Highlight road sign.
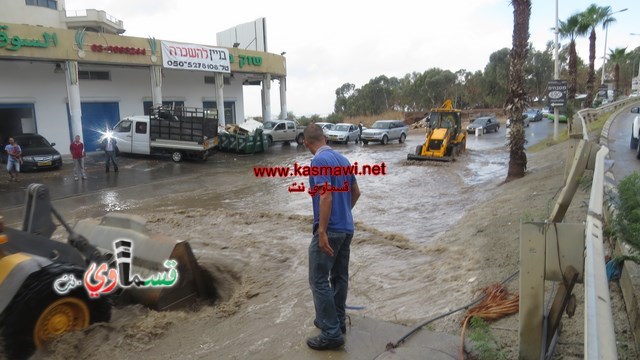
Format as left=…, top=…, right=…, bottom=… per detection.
left=547, top=80, right=568, bottom=107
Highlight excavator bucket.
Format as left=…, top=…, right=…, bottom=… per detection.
left=74, top=213, right=213, bottom=310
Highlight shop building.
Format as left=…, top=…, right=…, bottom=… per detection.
left=0, top=0, right=287, bottom=152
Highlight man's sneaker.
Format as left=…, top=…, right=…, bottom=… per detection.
left=314, top=320, right=346, bottom=334
left=306, top=335, right=344, bottom=351
left=82, top=176, right=87, bottom=180
left=74, top=177, right=79, bottom=181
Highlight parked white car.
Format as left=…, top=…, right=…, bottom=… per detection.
left=314, top=122, right=335, bottom=133
left=630, top=107, right=640, bottom=159
left=325, top=123, right=360, bottom=144
left=361, top=120, right=408, bottom=145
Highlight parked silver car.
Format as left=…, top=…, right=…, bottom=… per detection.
left=361, top=120, right=408, bottom=145
left=325, top=123, right=360, bottom=144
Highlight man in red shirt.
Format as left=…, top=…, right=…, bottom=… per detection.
left=70, top=135, right=87, bottom=180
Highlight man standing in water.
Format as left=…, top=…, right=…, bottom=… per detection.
left=303, top=123, right=360, bottom=350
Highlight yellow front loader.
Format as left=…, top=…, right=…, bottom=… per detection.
left=0, top=184, right=213, bottom=359
left=407, top=100, right=466, bottom=162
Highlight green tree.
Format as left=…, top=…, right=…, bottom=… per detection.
left=505, top=0, right=531, bottom=181
left=524, top=45, right=554, bottom=101
left=481, top=48, right=511, bottom=107
left=579, top=4, right=614, bottom=106
left=559, top=13, right=587, bottom=100
left=608, top=47, right=628, bottom=99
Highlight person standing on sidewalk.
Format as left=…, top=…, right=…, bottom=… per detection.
left=101, top=135, right=119, bottom=173
left=4, top=137, right=22, bottom=182
left=302, top=123, right=360, bottom=351
left=70, top=135, right=87, bottom=180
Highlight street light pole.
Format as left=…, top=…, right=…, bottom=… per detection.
left=553, top=0, right=559, bottom=140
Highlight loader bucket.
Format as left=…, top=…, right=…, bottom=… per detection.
left=406, top=153, right=453, bottom=162
left=73, top=213, right=213, bottom=311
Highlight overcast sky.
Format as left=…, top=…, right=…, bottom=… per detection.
left=66, top=0, right=638, bottom=118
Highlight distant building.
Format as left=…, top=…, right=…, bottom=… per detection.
left=0, top=0, right=287, bottom=152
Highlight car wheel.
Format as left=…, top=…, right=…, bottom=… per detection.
left=631, top=129, right=638, bottom=149
left=483, top=128, right=486, bottom=134
left=296, top=134, right=304, bottom=145
left=171, top=151, right=183, bottom=163
left=495, top=126, right=499, bottom=133
left=362, top=140, right=369, bottom=145
left=399, top=133, right=406, bottom=143
left=381, top=135, right=388, bottom=145
left=266, top=136, right=273, bottom=146
left=637, top=137, right=640, bottom=159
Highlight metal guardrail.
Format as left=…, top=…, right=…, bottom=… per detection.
left=583, top=146, right=617, bottom=359
left=575, top=97, right=638, bottom=359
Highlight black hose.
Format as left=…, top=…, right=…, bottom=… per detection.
left=384, top=270, right=520, bottom=352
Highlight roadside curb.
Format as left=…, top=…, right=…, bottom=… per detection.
left=601, top=100, right=640, bottom=351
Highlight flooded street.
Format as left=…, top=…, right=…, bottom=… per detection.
left=3, top=120, right=565, bottom=360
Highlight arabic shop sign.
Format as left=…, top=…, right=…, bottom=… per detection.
left=90, top=44, right=146, bottom=56
left=229, top=54, right=263, bottom=69
left=0, top=25, right=58, bottom=51
left=161, top=40, right=230, bottom=73
left=53, top=239, right=179, bottom=298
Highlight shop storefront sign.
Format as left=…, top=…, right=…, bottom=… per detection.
left=91, top=44, right=146, bottom=56
left=0, top=25, right=58, bottom=51
left=161, top=41, right=230, bottom=73
left=229, top=54, right=263, bottom=69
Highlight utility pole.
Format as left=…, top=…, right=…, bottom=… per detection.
left=553, top=0, right=559, bottom=140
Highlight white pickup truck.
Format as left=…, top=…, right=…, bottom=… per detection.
left=262, top=120, right=305, bottom=145
left=111, top=106, right=218, bottom=162
left=631, top=106, right=640, bottom=159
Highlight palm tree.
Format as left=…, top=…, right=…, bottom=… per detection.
left=579, top=4, right=613, bottom=106
left=558, top=13, right=587, bottom=100
left=505, top=0, right=531, bottom=181
left=608, top=47, right=628, bottom=99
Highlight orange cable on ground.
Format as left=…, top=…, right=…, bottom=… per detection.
left=460, top=284, right=519, bottom=359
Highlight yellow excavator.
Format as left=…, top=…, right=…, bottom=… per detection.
left=407, top=99, right=466, bottom=162
left=0, top=184, right=213, bottom=359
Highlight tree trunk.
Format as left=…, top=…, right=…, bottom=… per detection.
left=614, top=63, right=620, bottom=100
left=568, top=40, right=577, bottom=100
left=585, top=29, right=597, bottom=107
left=505, top=0, right=530, bottom=182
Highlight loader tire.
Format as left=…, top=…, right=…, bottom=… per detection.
left=415, top=145, right=422, bottom=156
left=0, top=262, right=111, bottom=360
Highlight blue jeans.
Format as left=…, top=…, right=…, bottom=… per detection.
left=309, top=231, right=352, bottom=340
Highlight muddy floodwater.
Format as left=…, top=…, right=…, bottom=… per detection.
left=9, top=121, right=568, bottom=359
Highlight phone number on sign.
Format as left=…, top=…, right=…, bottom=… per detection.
left=166, top=60, right=229, bottom=71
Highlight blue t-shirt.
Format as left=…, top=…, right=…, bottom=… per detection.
left=309, top=146, right=356, bottom=234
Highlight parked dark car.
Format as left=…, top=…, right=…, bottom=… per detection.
left=466, top=116, right=500, bottom=134
left=2, top=134, right=63, bottom=171
left=525, top=108, right=543, bottom=122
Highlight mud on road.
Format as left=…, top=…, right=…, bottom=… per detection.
left=25, top=124, right=635, bottom=359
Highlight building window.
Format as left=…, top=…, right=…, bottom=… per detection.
left=78, top=70, right=111, bottom=81
left=26, top=0, right=57, bottom=10
left=142, top=101, right=185, bottom=115
left=204, top=76, right=230, bottom=85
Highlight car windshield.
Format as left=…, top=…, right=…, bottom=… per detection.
left=16, top=136, right=50, bottom=148
left=324, top=124, right=334, bottom=130
left=263, top=121, right=277, bottom=130
left=472, top=118, right=488, bottom=125
left=334, top=125, right=350, bottom=132
left=525, top=110, right=537, bottom=116
left=372, top=122, right=389, bottom=129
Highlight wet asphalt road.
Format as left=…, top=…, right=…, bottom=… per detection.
left=606, top=103, right=640, bottom=182
left=0, top=119, right=561, bottom=235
